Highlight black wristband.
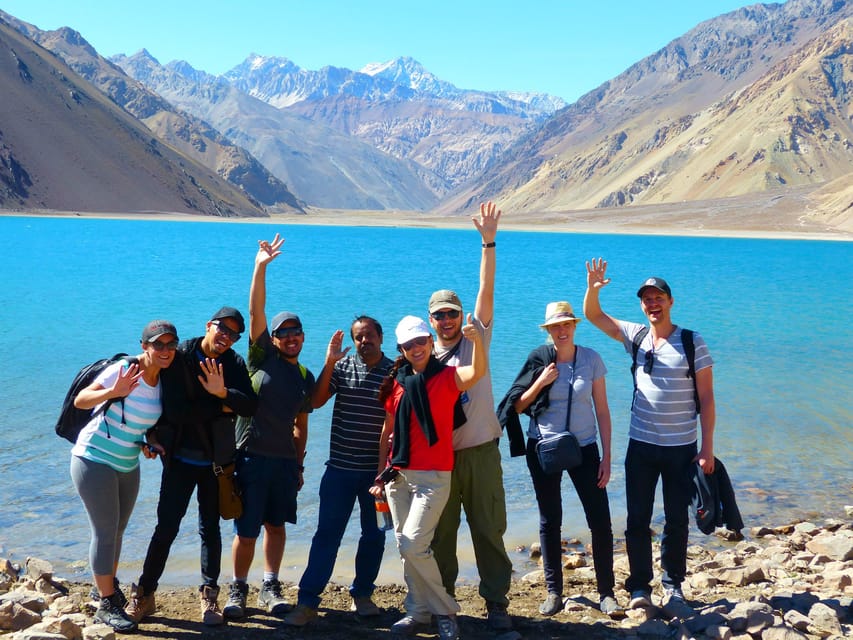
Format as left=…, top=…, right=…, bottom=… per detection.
left=482, top=241, right=496, bottom=248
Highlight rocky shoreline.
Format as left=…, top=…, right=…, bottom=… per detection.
left=2, top=518, right=851, bottom=639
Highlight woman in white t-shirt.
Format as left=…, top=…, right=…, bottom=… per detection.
left=503, top=301, right=620, bottom=618
left=70, top=320, right=178, bottom=632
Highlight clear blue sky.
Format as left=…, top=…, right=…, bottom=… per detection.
left=3, top=0, right=766, bottom=102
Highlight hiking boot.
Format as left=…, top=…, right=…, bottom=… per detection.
left=223, top=581, right=249, bottom=619
left=436, top=614, right=460, bottom=640
left=200, top=585, right=224, bottom=626
left=125, top=583, right=156, bottom=623
left=350, top=595, right=382, bottom=617
left=599, top=594, right=624, bottom=618
left=89, top=577, right=127, bottom=608
left=95, top=592, right=137, bottom=633
left=539, top=592, right=563, bottom=616
left=629, top=589, right=652, bottom=609
left=390, top=614, right=430, bottom=635
left=282, top=603, right=317, bottom=627
left=661, top=585, right=695, bottom=619
left=257, top=578, right=290, bottom=615
left=486, top=600, right=512, bottom=630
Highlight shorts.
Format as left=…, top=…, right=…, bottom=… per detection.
left=234, top=452, right=299, bottom=538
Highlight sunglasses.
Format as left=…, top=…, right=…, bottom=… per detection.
left=272, top=327, right=304, bottom=339
left=643, top=349, right=654, bottom=374
left=211, top=320, right=241, bottom=342
left=430, top=309, right=460, bottom=321
left=400, top=336, right=429, bottom=351
left=149, top=339, right=179, bottom=352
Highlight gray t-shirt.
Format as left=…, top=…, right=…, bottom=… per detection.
left=433, top=316, right=501, bottom=450
left=528, top=346, right=607, bottom=446
left=619, top=321, right=713, bottom=446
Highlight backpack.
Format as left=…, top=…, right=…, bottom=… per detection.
left=55, top=353, right=136, bottom=443
left=631, top=327, right=699, bottom=415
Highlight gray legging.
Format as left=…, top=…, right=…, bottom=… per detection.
left=70, top=455, right=140, bottom=576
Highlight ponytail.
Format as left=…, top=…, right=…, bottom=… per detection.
left=378, top=354, right=407, bottom=404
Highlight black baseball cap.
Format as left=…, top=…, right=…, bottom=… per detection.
left=637, top=277, right=672, bottom=298
left=210, top=306, right=246, bottom=333
left=141, top=320, right=178, bottom=343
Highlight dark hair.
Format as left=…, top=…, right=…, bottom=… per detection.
left=351, top=315, right=382, bottom=341
left=377, top=355, right=407, bottom=404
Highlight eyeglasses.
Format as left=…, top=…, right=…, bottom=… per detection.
left=211, top=320, right=241, bottom=342
left=400, top=336, right=429, bottom=351
left=150, top=339, right=179, bottom=352
left=430, top=309, right=460, bottom=321
left=643, top=349, right=654, bottom=374
left=272, top=327, right=303, bottom=339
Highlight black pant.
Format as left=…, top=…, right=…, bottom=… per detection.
left=526, top=438, right=615, bottom=597
left=139, top=458, right=220, bottom=592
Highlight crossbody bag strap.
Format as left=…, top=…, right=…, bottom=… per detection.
left=534, top=346, right=578, bottom=439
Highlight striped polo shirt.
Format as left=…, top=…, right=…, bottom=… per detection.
left=326, top=353, right=394, bottom=471
left=619, top=321, right=713, bottom=447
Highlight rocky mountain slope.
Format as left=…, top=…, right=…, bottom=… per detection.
left=444, top=0, right=853, bottom=221
left=0, top=12, right=303, bottom=213
left=0, top=19, right=266, bottom=217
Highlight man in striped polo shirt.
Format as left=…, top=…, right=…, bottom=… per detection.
left=584, top=259, right=716, bottom=618
left=284, top=316, right=394, bottom=627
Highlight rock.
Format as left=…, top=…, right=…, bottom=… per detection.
left=82, top=623, right=115, bottom=640
left=528, top=542, right=541, bottom=559
left=10, top=631, right=68, bottom=639
left=24, top=559, right=53, bottom=582
left=715, top=563, right=767, bottom=586
left=0, top=590, right=48, bottom=614
left=807, top=601, right=843, bottom=635
left=816, top=567, right=853, bottom=592
left=705, top=624, right=733, bottom=640
left=805, top=530, right=853, bottom=561
left=727, top=601, right=774, bottom=634
left=684, top=611, right=727, bottom=633
left=783, top=608, right=812, bottom=630
left=2, top=601, right=42, bottom=631
left=21, top=615, right=83, bottom=640
left=793, top=522, right=819, bottom=536
left=761, top=626, right=809, bottom=639
left=636, top=618, right=673, bottom=636
left=562, top=553, right=587, bottom=569
left=519, top=569, right=544, bottom=584
left=688, top=571, right=718, bottom=590
left=844, top=505, right=853, bottom=518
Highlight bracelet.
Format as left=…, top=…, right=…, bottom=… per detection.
left=482, top=241, right=496, bottom=248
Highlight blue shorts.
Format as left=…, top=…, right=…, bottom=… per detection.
left=234, top=452, right=299, bottom=538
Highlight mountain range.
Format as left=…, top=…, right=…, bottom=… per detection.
left=2, top=0, right=853, bottom=231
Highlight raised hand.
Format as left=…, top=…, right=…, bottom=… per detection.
left=256, top=233, right=285, bottom=267
left=586, top=257, right=611, bottom=290
left=473, top=201, right=501, bottom=243
left=197, top=357, right=226, bottom=398
left=112, top=362, right=142, bottom=398
left=325, top=330, right=351, bottom=366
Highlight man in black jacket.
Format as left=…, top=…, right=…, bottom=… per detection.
left=126, top=307, right=258, bottom=626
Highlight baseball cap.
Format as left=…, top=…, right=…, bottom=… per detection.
left=540, top=301, right=582, bottom=328
left=142, top=320, right=178, bottom=343
left=428, top=289, right=462, bottom=313
left=636, top=277, right=672, bottom=298
left=395, top=315, right=432, bottom=345
left=210, top=306, right=246, bottom=333
left=271, top=311, right=302, bottom=331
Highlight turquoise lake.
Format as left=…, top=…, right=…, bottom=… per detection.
left=0, top=216, right=850, bottom=586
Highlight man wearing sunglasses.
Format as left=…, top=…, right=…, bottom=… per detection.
left=223, top=234, right=316, bottom=622
left=127, top=306, right=257, bottom=627
left=427, top=201, right=514, bottom=632
left=583, top=258, right=715, bottom=618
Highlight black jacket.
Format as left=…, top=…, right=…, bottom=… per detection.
left=691, top=457, right=744, bottom=534
left=155, top=336, right=258, bottom=466
left=496, top=344, right=557, bottom=457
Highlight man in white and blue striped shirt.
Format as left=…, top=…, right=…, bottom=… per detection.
left=584, top=259, right=716, bottom=618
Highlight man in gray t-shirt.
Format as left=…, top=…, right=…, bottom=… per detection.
left=428, top=201, right=514, bottom=632
left=584, top=258, right=716, bottom=617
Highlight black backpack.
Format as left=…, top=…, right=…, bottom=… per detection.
left=631, top=327, right=699, bottom=415
left=55, top=353, right=136, bottom=443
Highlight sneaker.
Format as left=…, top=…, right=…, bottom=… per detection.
left=125, top=583, right=156, bottom=623
left=258, top=578, right=290, bottom=615
left=282, top=603, right=317, bottom=627
left=390, top=614, right=430, bottom=635
left=223, top=581, right=249, bottom=619
left=661, top=585, right=695, bottom=619
left=539, top=592, right=563, bottom=616
left=599, top=594, right=624, bottom=617
left=89, top=577, right=127, bottom=608
left=95, top=592, right=137, bottom=633
left=350, top=595, right=382, bottom=617
left=629, top=589, right=652, bottom=609
left=486, top=600, right=512, bottom=630
left=436, top=614, right=459, bottom=640
left=200, top=585, right=224, bottom=626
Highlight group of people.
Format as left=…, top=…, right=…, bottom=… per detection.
left=69, top=201, right=715, bottom=639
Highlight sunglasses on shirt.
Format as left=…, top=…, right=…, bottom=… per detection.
left=643, top=349, right=654, bottom=374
